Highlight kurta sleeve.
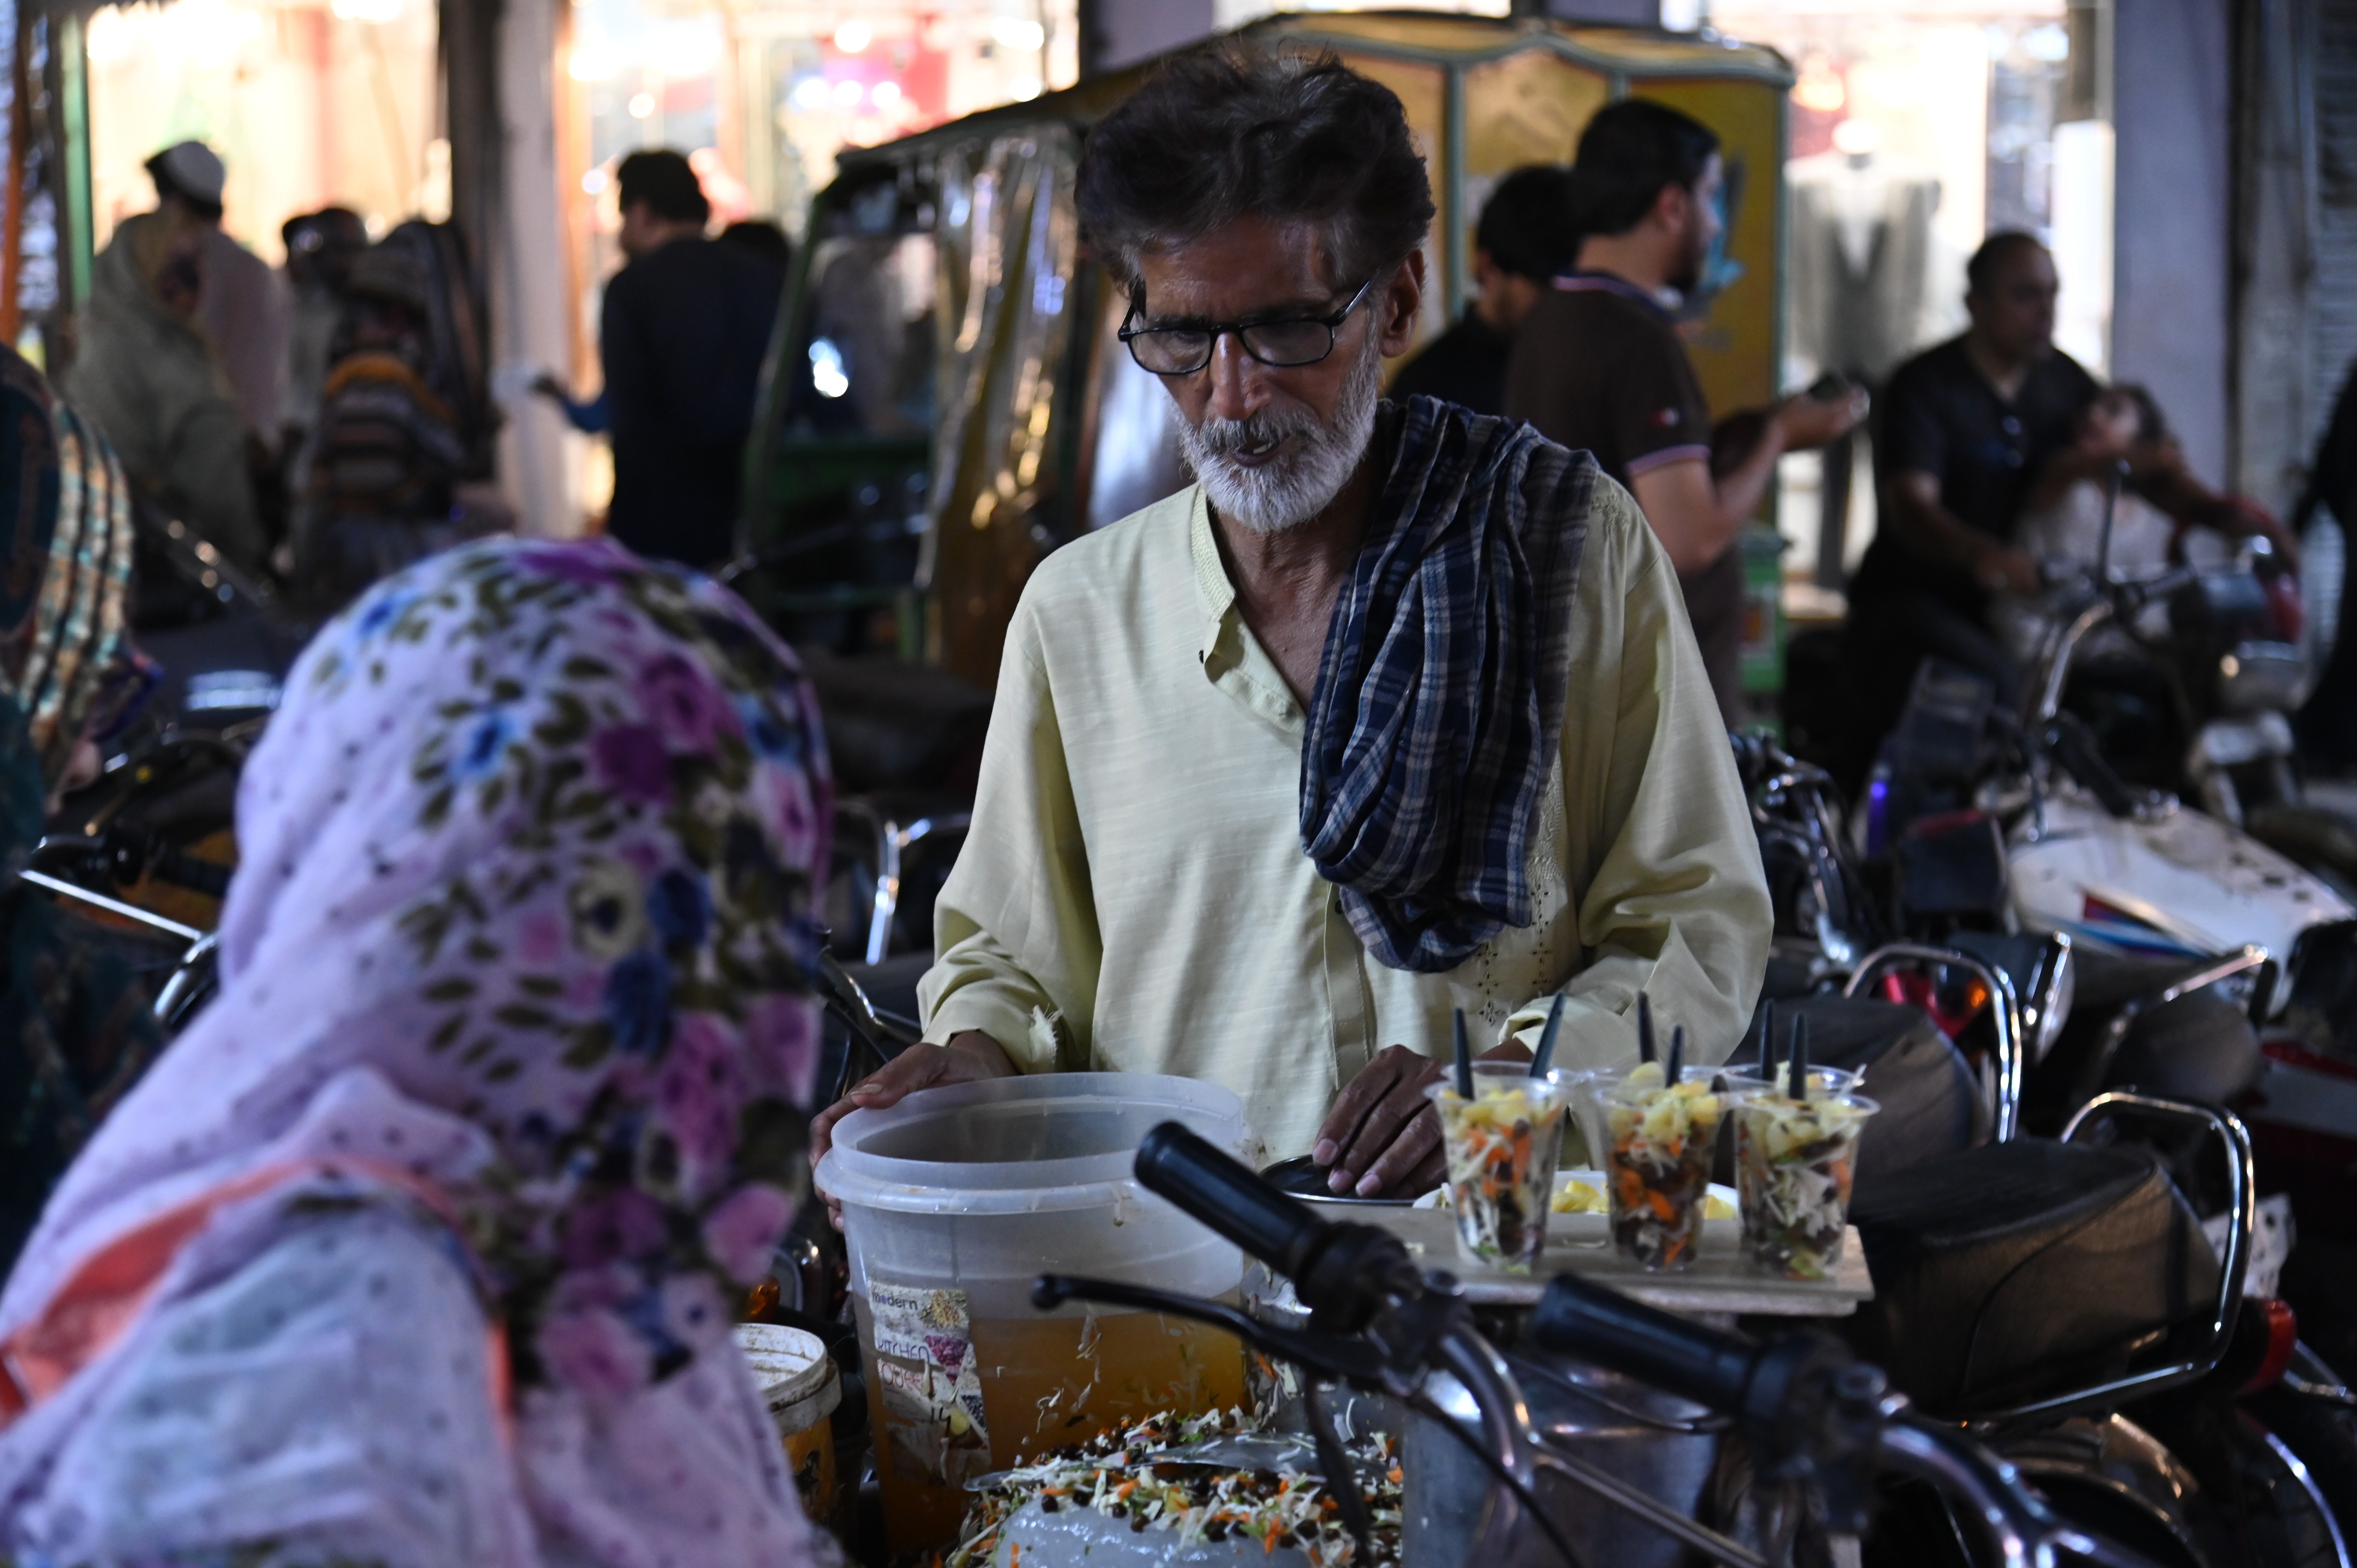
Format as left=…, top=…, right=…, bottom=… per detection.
left=1502, top=480, right=1770, bottom=1067
left=915, top=598, right=1104, bottom=1072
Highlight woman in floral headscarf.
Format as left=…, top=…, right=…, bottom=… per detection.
left=0, top=536, right=833, bottom=1566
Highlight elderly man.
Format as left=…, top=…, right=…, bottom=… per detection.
left=813, top=46, right=1769, bottom=1199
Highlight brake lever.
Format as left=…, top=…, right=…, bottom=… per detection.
left=1034, top=1274, right=1393, bottom=1387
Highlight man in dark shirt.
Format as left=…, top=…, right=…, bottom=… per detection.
left=1844, top=232, right=2289, bottom=776
left=1840, top=234, right=2101, bottom=771
left=1389, top=165, right=1577, bottom=416
left=1505, top=101, right=1860, bottom=726
left=601, top=150, right=781, bottom=568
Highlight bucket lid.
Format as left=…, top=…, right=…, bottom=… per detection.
left=734, top=1323, right=838, bottom=1416
left=816, top=1072, right=1251, bottom=1216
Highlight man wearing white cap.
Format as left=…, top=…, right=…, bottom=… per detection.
left=147, top=140, right=292, bottom=465
left=67, top=144, right=266, bottom=570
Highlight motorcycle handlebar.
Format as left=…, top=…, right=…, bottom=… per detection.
left=1135, top=1121, right=1335, bottom=1283
left=1528, top=1271, right=1767, bottom=1420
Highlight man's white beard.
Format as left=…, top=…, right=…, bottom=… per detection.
left=1177, top=328, right=1382, bottom=536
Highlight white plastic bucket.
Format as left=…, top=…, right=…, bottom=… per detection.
left=816, top=1072, right=1255, bottom=1552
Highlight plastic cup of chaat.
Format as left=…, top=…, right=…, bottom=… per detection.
left=1592, top=1062, right=1725, bottom=1273
left=1716, top=1064, right=1865, bottom=1100
left=1426, top=1062, right=1578, bottom=1272
left=1730, top=1089, right=1878, bottom=1280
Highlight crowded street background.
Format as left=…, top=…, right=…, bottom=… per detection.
left=1, top=0, right=2356, bottom=1565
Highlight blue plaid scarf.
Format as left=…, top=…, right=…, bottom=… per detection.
left=1300, top=396, right=1595, bottom=973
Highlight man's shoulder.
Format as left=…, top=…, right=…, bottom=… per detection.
left=1540, top=279, right=1680, bottom=343
left=1888, top=334, right=1971, bottom=387
left=2035, top=347, right=2101, bottom=403
left=1018, top=487, right=1196, bottom=615
left=1573, top=469, right=1654, bottom=567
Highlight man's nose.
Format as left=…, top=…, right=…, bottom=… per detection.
left=1203, top=334, right=1271, bottom=425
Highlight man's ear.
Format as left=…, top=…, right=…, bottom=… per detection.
left=1650, top=179, right=1691, bottom=238
left=1378, top=249, right=1425, bottom=356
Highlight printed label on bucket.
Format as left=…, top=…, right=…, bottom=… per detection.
left=872, top=1282, right=991, bottom=1487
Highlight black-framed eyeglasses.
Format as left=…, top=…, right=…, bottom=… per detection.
left=1118, top=277, right=1377, bottom=377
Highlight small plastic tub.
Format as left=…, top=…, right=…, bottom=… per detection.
left=735, top=1322, right=843, bottom=1526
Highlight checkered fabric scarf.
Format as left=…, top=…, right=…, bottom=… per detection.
left=1300, top=395, right=1595, bottom=973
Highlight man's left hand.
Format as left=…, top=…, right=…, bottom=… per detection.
left=1311, top=1038, right=1532, bottom=1199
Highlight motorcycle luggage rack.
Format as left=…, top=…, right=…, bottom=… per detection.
left=1844, top=942, right=2032, bottom=1141
left=2080, top=944, right=2275, bottom=1091
left=1968, top=1090, right=2256, bottom=1424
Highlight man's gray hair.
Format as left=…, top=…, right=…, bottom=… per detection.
left=1076, top=45, right=1435, bottom=295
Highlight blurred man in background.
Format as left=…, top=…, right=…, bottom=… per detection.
left=600, top=150, right=781, bottom=568
left=147, top=142, right=292, bottom=470
left=1389, top=164, right=1577, bottom=416
left=68, top=179, right=262, bottom=571
left=1506, top=101, right=1861, bottom=727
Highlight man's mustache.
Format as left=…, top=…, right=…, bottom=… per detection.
left=1186, top=405, right=1325, bottom=461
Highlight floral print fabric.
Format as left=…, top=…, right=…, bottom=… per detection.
left=0, top=537, right=833, bottom=1564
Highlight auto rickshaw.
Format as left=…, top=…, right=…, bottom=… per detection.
left=737, top=11, right=1794, bottom=727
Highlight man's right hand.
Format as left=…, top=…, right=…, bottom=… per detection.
left=1772, top=385, right=1869, bottom=452
left=809, top=1031, right=1017, bottom=1229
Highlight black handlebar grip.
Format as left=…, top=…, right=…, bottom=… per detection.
left=1135, top=1121, right=1333, bottom=1279
left=1528, top=1272, right=1765, bottom=1417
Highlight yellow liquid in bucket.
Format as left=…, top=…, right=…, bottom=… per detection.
left=856, top=1303, right=1247, bottom=1554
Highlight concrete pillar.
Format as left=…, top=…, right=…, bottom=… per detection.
left=2230, top=0, right=2322, bottom=518
left=2109, top=0, right=2232, bottom=485
left=491, top=0, right=579, bottom=535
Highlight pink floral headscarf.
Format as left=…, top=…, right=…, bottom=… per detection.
left=0, top=537, right=832, bottom=1560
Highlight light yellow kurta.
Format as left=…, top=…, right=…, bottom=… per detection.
left=918, top=478, right=1772, bottom=1158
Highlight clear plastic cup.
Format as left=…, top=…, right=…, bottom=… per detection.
left=1596, top=1063, right=1726, bottom=1272
left=1426, top=1063, right=1578, bottom=1271
left=1731, top=1090, right=1879, bottom=1280
left=1716, top=1064, right=1865, bottom=1100
left=1570, top=1062, right=1718, bottom=1187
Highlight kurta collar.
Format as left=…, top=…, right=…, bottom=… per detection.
left=1187, top=486, right=1306, bottom=732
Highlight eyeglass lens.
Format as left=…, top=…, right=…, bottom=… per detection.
left=1127, top=318, right=1339, bottom=375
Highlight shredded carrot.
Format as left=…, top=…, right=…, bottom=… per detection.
left=1115, top=1480, right=1138, bottom=1501
left=1387, top=1465, right=1404, bottom=1484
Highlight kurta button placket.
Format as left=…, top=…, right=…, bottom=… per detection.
left=1322, top=884, right=1374, bottom=1088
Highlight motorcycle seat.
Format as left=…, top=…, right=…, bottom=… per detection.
left=1845, top=1139, right=2219, bottom=1418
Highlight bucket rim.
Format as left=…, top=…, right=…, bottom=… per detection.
left=816, top=1071, right=1250, bottom=1211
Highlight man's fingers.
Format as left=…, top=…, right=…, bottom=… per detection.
left=1356, top=1107, right=1441, bottom=1198
left=1336, top=1085, right=1420, bottom=1183
left=1394, top=1144, right=1447, bottom=1201
left=1335, top=1065, right=1440, bottom=1188
left=809, top=1046, right=960, bottom=1169
left=1312, top=1050, right=1409, bottom=1165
